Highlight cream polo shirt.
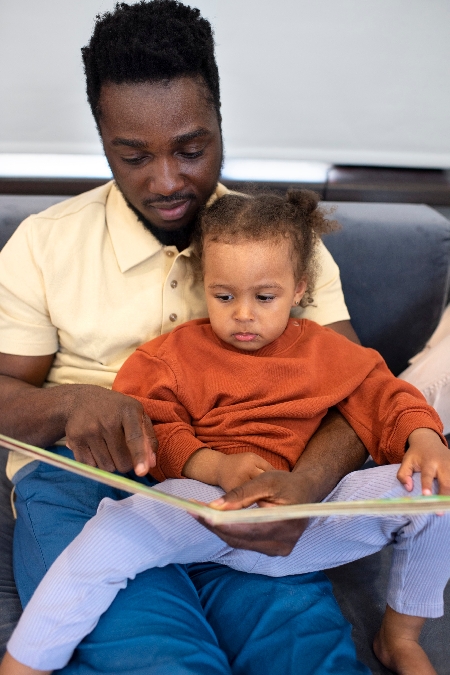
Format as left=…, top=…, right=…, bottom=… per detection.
left=0, top=181, right=349, bottom=479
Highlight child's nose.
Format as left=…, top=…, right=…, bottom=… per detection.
left=233, top=302, right=254, bottom=322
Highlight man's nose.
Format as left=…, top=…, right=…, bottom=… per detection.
left=148, top=157, right=185, bottom=196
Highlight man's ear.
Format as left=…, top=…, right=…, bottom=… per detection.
left=292, top=279, right=307, bottom=306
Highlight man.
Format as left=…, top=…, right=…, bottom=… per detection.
left=0, top=2, right=371, bottom=673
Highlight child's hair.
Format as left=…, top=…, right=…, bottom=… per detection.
left=192, top=189, right=339, bottom=307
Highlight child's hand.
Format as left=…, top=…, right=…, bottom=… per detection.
left=397, top=428, right=450, bottom=495
left=215, top=453, right=275, bottom=492
left=182, top=448, right=273, bottom=492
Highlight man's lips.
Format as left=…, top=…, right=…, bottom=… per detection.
left=233, top=333, right=259, bottom=342
left=149, top=199, right=191, bottom=222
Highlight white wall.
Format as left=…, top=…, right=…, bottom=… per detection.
left=1, top=0, right=449, bottom=168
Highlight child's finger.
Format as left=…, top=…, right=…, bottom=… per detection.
left=255, top=458, right=275, bottom=472
left=420, top=466, right=437, bottom=496
left=396, top=462, right=414, bottom=492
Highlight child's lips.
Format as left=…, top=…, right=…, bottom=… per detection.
left=234, top=333, right=258, bottom=342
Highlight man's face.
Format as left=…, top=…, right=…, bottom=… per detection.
left=98, top=77, right=223, bottom=231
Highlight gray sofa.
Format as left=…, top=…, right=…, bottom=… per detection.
left=0, top=194, right=450, bottom=674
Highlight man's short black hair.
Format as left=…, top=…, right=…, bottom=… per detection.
left=82, top=0, right=221, bottom=126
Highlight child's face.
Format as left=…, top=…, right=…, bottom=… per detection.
left=203, top=237, right=306, bottom=351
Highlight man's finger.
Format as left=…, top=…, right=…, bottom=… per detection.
left=122, top=410, right=158, bottom=475
left=142, top=413, right=158, bottom=467
left=209, top=475, right=278, bottom=510
left=88, top=437, right=117, bottom=473
left=198, top=518, right=297, bottom=556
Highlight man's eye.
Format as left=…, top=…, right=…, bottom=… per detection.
left=122, top=156, right=147, bottom=165
left=180, top=150, right=204, bottom=159
left=257, top=294, right=275, bottom=302
left=215, top=294, right=233, bottom=302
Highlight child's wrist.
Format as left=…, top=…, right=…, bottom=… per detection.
left=182, top=447, right=221, bottom=484
left=407, top=427, right=442, bottom=445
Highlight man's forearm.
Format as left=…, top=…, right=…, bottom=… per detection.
left=0, top=375, right=74, bottom=448
left=292, top=408, right=368, bottom=502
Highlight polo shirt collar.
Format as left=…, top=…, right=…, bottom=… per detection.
left=106, top=183, right=163, bottom=273
left=106, top=182, right=229, bottom=273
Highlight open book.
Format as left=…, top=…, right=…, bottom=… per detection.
left=2, top=433, right=450, bottom=524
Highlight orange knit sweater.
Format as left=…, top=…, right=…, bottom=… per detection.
left=113, top=318, right=445, bottom=482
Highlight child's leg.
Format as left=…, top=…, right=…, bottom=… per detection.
left=6, top=479, right=260, bottom=672
left=373, top=605, right=436, bottom=675
left=0, top=650, right=50, bottom=675
left=8, top=467, right=450, bottom=672
left=251, top=464, right=450, bottom=618
left=250, top=464, right=448, bottom=675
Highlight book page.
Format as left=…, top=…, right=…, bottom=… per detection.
left=2, top=433, right=450, bottom=525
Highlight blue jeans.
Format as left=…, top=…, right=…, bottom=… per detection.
left=11, top=447, right=370, bottom=675
left=0, top=454, right=22, bottom=657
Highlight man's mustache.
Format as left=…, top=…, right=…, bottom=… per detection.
left=143, top=192, right=196, bottom=207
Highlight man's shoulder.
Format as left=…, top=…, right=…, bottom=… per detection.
left=30, top=181, right=113, bottom=224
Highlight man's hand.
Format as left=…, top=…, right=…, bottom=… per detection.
left=0, top=352, right=157, bottom=476
left=197, top=408, right=367, bottom=556
left=198, top=470, right=313, bottom=556
left=64, top=385, right=158, bottom=475
left=397, top=427, right=450, bottom=495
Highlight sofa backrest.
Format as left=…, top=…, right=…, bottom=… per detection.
left=1, top=194, right=449, bottom=376
left=325, top=202, right=450, bottom=374
left=0, top=195, right=67, bottom=250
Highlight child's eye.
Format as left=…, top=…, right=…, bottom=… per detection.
left=256, top=294, right=275, bottom=302
left=215, top=294, right=234, bottom=302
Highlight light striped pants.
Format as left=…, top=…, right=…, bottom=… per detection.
left=8, top=464, right=450, bottom=671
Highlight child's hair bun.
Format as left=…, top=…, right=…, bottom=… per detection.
left=286, top=189, right=320, bottom=216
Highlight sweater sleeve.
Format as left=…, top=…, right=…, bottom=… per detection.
left=113, top=348, right=208, bottom=481
left=336, top=356, right=446, bottom=464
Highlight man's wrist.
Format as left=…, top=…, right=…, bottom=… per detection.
left=285, top=468, right=327, bottom=504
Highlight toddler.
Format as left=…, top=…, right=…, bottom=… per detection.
left=2, top=190, right=449, bottom=675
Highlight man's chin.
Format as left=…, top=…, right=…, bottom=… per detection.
left=114, top=182, right=193, bottom=230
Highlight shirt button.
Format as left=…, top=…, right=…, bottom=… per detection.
left=169, top=313, right=177, bottom=322
left=170, top=280, right=178, bottom=289
left=166, top=250, right=175, bottom=257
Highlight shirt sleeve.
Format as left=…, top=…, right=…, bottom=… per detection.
left=113, top=348, right=207, bottom=481
left=0, top=218, right=58, bottom=355
left=336, top=357, right=446, bottom=464
left=292, top=241, right=350, bottom=326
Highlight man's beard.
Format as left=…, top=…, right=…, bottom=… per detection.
left=115, top=181, right=199, bottom=252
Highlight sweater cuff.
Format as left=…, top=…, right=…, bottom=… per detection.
left=156, top=431, right=208, bottom=479
left=384, top=409, right=446, bottom=463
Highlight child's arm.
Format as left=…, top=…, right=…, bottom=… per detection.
left=397, top=427, right=450, bottom=495
left=336, top=356, right=449, bottom=493
left=0, top=651, right=51, bottom=675
left=182, top=448, right=275, bottom=492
